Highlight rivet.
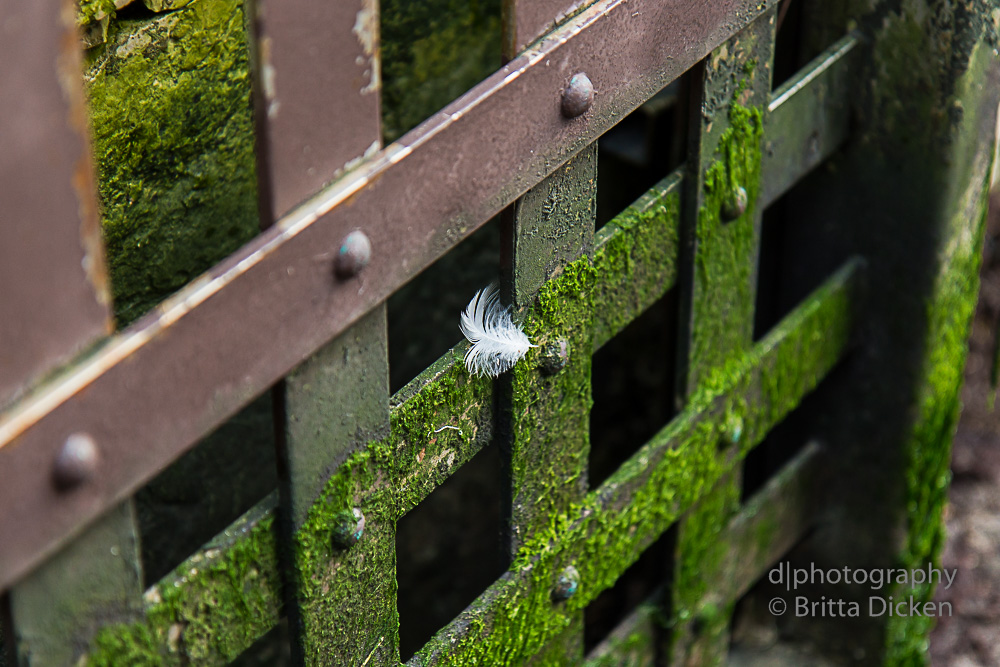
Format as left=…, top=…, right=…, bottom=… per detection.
left=721, top=185, right=748, bottom=221
left=540, top=339, right=570, bottom=375
left=561, top=73, right=594, bottom=118
left=332, top=508, right=365, bottom=549
left=335, top=230, right=371, bottom=278
left=53, top=433, right=99, bottom=490
left=719, top=414, right=744, bottom=450
left=552, top=565, right=580, bottom=601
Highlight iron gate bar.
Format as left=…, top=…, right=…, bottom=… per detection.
left=502, top=0, right=589, bottom=59
left=0, top=0, right=781, bottom=593
left=671, top=11, right=776, bottom=661
left=761, top=33, right=857, bottom=209
left=0, top=0, right=113, bottom=410
left=252, top=0, right=394, bottom=660
left=251, top=0, right=381, bottom=220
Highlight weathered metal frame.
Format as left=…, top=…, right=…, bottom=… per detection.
left=3, top=0, right=995, bottom=665
left=0, top=0, right=784, bottom=591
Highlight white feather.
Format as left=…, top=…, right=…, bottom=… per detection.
left=460, top=283, right=535, bottom=378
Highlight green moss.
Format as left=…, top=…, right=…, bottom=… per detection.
left=287, top=349, right=492, bottom=661
left=689, top=100, right=764, bottom=381
left=883, top=46, right=996, bottom=667
left=84, top=0, right=259, bottom=327
left=85, top=500, right=281, bottom=664
left=79, top=0, right=118, bottom=25
left=414, top=254, right=855, bottom=665
left=381, top=0, right=502, bottom=142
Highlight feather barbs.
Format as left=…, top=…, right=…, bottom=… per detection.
left=460, top=283, right=536, bottom=378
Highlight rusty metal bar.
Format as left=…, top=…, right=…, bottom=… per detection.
left=0, top=1, right=146, bottom=662
left=0, top=0, right=781, bottom=593
left=251, top=0, right=393, bottom=662
left=502, top=0, right=590, bottom=60
left=251, top=0, right=382, bottom=220
left=0, top=0, right=113, bottom=411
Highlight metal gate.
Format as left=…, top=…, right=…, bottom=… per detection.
left=2, top=0, right=998, bottom=664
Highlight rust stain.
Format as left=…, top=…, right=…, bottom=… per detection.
left=353, top=0, right=380, bottom=95
left=60, top=0, right=113, bottom=318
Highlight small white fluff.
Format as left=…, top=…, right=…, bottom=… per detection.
left=460, top=283, right=536, bottom=378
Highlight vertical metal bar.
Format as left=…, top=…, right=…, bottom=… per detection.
left=500, top=12, right=598, bottom=658
left=670, top=9, right=776, bottom=665
left=8, top=502, right=143, bottom=665
left=2, top=2, right=146, bottom=664
left=251, top=0, right=391, bottom=664
left=0, top=0, right=113, bottom=411
left=498, top=142, right=597, bottom=660
left=252, top=0, right=381, bottom=220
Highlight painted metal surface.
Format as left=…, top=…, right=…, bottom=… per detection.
left=0, top=0, right=780, bottom=593
left=0, top=3, right=145, bottom=663
left=0, top=0, right=112, bottom=411
left=251, top=0, right=381, bottom=219
left=253, top=1, right=393, bottom=661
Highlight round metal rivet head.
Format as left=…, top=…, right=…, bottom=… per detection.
left=335, top=230, right=372, bottom=278
left=552, top=565, right=580, bottom=601
left=561, top=73, right=594, bottom=118
left=721, top=185, right=748, bottom=221
left=53, top=433, right=99, bottom=490
left=332, top=508, right=365, bottom=549
left=540, top=339, right=570, bottom=375
left=719, top=414, right=743, bottom=450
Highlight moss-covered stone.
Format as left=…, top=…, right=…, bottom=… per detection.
left=84, top=0, right=260, bottom=327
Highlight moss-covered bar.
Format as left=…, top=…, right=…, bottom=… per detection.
left=81, top=345, right=492, bottom=664
left=85, top=496, right=282, bottom=665
left=288, top=345, right=492, bottom=663
left=698, top=441, right=825, bottom=608
left=415, top=258, right=860, bottom=665
left=593, top=171, right=682, bottom=350
left=583, top=596, right=662, bottom=667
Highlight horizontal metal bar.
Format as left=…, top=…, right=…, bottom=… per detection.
left=85, top=494, right=281, bottom=664
left=706, top=440, right=826, bottom=606
left=417, top=258, right=861, bottom=664
left=760, top=33, right=858, bottom=208
left=0, top=0, right=779, bottom=591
